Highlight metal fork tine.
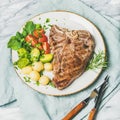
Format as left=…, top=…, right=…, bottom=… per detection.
left=96, top=75, right=110, bottom=90
left=105, top=76, right=110, bottom=83
left=105, top=75, right=109, bottom=81
left=100, top=76, right=110, bottom=96
left=94, top=84, right=109, bottom=103
left=105, top=75, right=110, bottom=80
left=102, top=83, right=109, bottom=92
left=105, top=75, right=109, bottom=80
left=94, top=76, right=110, bottom=103
left=103, top=76, right=110, bottom=89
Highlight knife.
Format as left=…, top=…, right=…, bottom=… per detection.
left=88, top=75, right=110, bottom=120
left=62, top=89, right=98, bottom=120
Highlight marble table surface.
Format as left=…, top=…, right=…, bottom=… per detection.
left=0, top=0, right=120, bottom=120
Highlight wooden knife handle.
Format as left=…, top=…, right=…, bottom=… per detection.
left=88, top=108, right=97, bottom=120
left=62, top=101, right=86, bottom=120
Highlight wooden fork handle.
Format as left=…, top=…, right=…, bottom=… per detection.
left=62, top=101, right=86, bottom=120
left=88, top=108, right=97, bottom=120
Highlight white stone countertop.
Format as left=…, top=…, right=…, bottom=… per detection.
left=0, top=0, right=120, bottom=120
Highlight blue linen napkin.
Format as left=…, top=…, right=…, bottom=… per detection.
left=0, top=0, right=120, bottom=120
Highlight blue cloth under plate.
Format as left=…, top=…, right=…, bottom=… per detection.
left=0, top=0, right=120, bottom=120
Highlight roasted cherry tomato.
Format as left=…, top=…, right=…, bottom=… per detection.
left=31, top=39, right=38, bottom=47
left=38, top=34, right=48, bottom=42
left=45, top=49, right=50, bottom=54
left=33, top=29, right=45, bottom=38
left=25, top=35, right=38, bottom=47
left=25, top=34, right=34, bottom=42
left=33, top=30, right=40, bottom=38
left=42, top=42, right=50, bottom=54
left=39, top=29, right=45, bottom=34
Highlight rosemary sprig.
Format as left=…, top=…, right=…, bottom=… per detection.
left=86, top=50, right=107, bottom=70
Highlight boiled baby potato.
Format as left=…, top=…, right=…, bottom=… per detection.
left=32, top=61, right=44, bottom=72
left=21, top=66, right=33, bottom=74
left=39, top=75, right=50, bottom=85
left=44, top=63, right=53, bottom=71
left=29, top=71, right=40, bottom=81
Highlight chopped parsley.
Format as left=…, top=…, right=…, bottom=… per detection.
left=36, top=81, right=40, bottom=86
left=24, top=76, right=31, bottom=83
left=46, top=18, right=50, bottom=23
left=48, top=81, right=55, bottom=88
left=43, top=25, right=48, bottom=30
left=40, top=70, right=44, bottom=76
left=14, top=65, right=18, bottom=70
left=48, top=24, right=52, bottom=27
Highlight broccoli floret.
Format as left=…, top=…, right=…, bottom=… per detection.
left=17, top=58, right=30, bottom=68
left=35, top=24, right=42, bottom=29
left=40, top=54, right=53, bottom=63
left=17, top=48, right=28, bottom=58
left=30, top=48, right=40, bottom=62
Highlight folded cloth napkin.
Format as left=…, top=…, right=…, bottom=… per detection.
left=0, top=0, right=120, bottom=120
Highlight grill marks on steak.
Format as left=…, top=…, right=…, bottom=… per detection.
left=49, top=25, right=95, bottom=89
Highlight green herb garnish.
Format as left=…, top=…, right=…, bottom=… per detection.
left=22, top=28, right=27, bottom=37
left=48, top=24, right=52, bottom=27
left=22, top=41, right=32, bottom=52
left=24, top=76, right=31, bottom=83
left=40, top=50, right=45, bottom=55
left=35, top=24, right=42, bottom=29
left=7, top=21, right=37, bottom=50
left=40, top=70, right=44, bottom=76
left=14, top=65, right=18, bottom=70
left=43, top=25, right=48, bottom=30
left=46, top=18, right=50, bottom=23
left=24, top=21, right=36, bottom=34
left=36, top=81, right=40, bottom=86
left=48, top=81, right=55, bottom=88
left=87, top=50, right=107, bottom=70
left=7, top=36, right=22, bottom=50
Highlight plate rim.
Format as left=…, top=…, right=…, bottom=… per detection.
left=11, top=10, right=106, bottom=96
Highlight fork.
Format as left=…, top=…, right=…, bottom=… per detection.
left=88, top=75, right=110, bottom=120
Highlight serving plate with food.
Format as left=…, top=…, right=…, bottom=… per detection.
left=8, top=11, right=107, bottom=96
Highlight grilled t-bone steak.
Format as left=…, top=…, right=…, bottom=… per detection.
left=49, top=25, right=95, bottom=90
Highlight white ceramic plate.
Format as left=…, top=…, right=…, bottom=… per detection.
left=12, top=11, right=105, bottom=96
